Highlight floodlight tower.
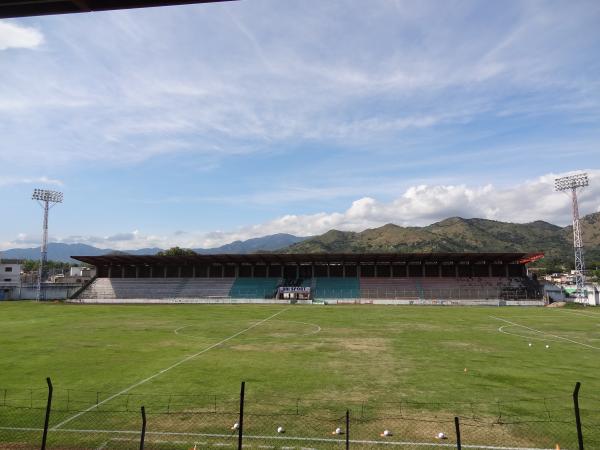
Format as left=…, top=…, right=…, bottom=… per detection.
left=32, top=189, right=63, bottom=301
left=555, top=173, right=589, bottom=303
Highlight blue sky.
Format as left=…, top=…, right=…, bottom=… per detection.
left=1, top=0, right=599, bottom=250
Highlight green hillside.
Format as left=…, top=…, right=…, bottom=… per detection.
left=284, top=212, right=600, bottom=268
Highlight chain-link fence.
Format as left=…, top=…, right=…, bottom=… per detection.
left=1, top=379, right=598, bottom=449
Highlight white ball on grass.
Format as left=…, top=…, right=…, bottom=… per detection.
left=545, top=344, right=550, bottom=349
left=528, top=343, right=532, bottom=347
left=277, top=426, right=285, bottom=434
left=383, top=429, right=391, bottom=437
left=335, top=427, right=342, bottom=435
left=437, top=432, right=447, bottom=439
left=231, top=423, right=239, bottom=430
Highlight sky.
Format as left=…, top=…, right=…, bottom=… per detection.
left=1, top=0, right=599, bottom=251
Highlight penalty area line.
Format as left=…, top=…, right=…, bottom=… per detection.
left=490, top=316, right=600, bottom=350
left=52, top=307, right=291, bottom=430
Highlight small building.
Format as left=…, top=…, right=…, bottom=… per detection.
left=586, top=284, right=600, bottom=306
left=50, top=266, right=96, bottom=284
left=0, top=259, right=21, bottom=300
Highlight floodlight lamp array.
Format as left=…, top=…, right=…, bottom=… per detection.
left=32, top=189, right=64, bottom=203
left=554, top=173, right=589, bottom=192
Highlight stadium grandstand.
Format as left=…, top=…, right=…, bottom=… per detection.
left=71, top=252, right=545, bottom=305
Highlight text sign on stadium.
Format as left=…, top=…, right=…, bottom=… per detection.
left=278, top=286, right=311, bottom=293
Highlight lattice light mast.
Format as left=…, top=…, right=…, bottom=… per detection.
left=32, top=189, right=63, bottom=301
left=555, top=173, right=589, bottom=303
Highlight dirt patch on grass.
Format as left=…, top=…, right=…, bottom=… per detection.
left=228, top=342, right=324, bottom=353
left=335, top=337, right=389, bottom=352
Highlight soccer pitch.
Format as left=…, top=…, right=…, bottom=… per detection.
left=1, top=302, right=600, bottom=449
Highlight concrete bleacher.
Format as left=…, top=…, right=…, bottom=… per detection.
left=76, top=275, right=538, bottom=303
left=78, top=278, right=235, bottom=299
left=359, top=277, right=532, bottom=300
left=312, top=277, right=360, bottom=299
left=229, top=278, right=281, bottom=299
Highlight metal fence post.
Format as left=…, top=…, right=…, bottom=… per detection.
left=238, top=381, right=245, bottom=450
left=345, top=409, right=350, bottom=450
left=140, top=406, right=147, bottom=450
left=454, top=416, right=461, bottom=450
left=573, top=382, right=584, bottom=450
left=41, top=377, right=53, bottom=450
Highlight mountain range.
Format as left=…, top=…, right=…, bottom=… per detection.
left=284, top=212, right=600, bottom=267
left=1, top=214, right=598, bottom=267
left=0, top=234, right=307, bottom=263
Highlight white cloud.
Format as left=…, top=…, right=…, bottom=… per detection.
left=1, top=1, right=599, bottom=167
left=3, top=170, right=597, bottom=251
left=0, top=21, right=44, bottom=51
left=0, top=176, right=63, bottom=187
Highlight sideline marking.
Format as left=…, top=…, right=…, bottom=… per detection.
left=52, top=308, right=290, bottom=430
left=0, top=427, right=556, bottom=450
left=497, top=325, right=562, bottom=343
left=490, top=316, right=600, bottom=350
left=175, top=320, right=321, bottom=339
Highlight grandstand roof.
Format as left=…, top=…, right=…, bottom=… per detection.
left=72, top=252, right=541, bottom=266
left=0, top=0, right=234, bottom=19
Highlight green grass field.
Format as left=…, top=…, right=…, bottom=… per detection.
left=1, top=302, right=600, bottom=449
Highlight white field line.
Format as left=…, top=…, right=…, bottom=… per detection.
left=558, top=309, right=600, bottom=319
left=52, top=307, right=290, bottom=430
left=490, top=316, right=600, bottom=350
left=95, top=440, right=109, bottom=450
left=0, top=427, right=557, bottom=450
left=497, top=325, right=562, bottom=343
left=175, top=320, right=321, bottom=339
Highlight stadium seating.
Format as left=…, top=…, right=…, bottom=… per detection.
left=312, top=277, right=360, bottom=299
left=360, top=278, right=419, bottom=299
left=229, top=278, right=281, bottom=299
left=359, top=277, right=534, bottom=300
left=78, top=278, right=235, bottom=299
left=77, top=275, right=538, bottom=302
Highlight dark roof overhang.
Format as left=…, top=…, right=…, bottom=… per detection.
left=0, top=0, right=235, bottom=19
